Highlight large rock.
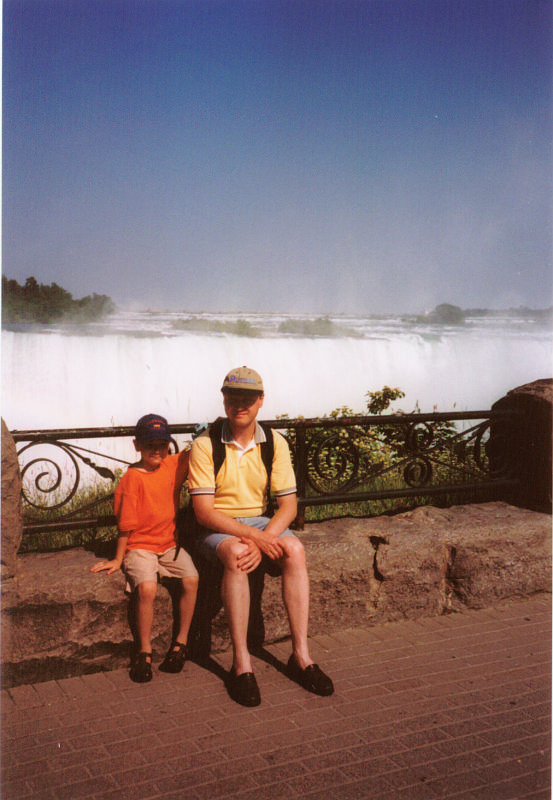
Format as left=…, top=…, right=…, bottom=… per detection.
left=1, top=419, right=23, bottom=580
left=1, top=501, right=550, bottom=687
left=360, top=503, right=551, bottom=612
left=490, top=378, right=552, bottom=513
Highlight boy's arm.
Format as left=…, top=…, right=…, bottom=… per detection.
left=175, top=449, right=190, bottom=489
left=89, top=532, right=129, bottom=574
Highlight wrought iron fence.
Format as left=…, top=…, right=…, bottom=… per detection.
left=12, top=408, right=519, bottom=547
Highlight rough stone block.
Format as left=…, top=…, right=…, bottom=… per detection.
left=1, top=418, right=23, bottom=580
left=1, top=502, right=550, bottom=687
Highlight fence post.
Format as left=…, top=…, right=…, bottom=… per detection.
left=294, top=423, right=307, bottom=529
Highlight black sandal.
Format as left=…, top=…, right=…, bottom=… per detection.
left=130, top=652, right=153, bottom=683
left=159, top=641, right=187, bottom=673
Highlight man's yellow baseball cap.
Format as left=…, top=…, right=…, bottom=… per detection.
left=221, top=366, right=264, bottom=393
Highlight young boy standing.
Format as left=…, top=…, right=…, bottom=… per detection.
left=91, top=414, right=198, bottom=683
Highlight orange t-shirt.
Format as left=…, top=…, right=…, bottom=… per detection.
left=114, top=452, right=188, bottom=553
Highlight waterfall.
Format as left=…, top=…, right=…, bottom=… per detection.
left=3, top=316, right=551, bottom=431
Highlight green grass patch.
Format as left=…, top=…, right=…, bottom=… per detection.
left=20, top=478, right=120, bottom=553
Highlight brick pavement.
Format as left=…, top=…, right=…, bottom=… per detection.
left=1, top=594, right=550, bottom=800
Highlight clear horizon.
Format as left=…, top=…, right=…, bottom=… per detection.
left=3, top=0, right=552, bottom=315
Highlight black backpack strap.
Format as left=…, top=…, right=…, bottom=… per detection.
left=208, top=417, right=226, bottom=478
left=258, top=423, right=274, bottom=485
left=259, top=423, right=275, bottom=516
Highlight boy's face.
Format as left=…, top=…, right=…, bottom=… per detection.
left=133, top=439, right=170, bottom=471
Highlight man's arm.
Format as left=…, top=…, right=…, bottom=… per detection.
left=263, top=492, right=297, bottom=538
left=192, top=494, right=287, bottom=561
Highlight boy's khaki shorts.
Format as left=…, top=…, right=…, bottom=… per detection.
left=123, top=546, right=198, bottom=593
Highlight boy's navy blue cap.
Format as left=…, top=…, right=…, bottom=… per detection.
left=134, top=414, right=172, bottom=443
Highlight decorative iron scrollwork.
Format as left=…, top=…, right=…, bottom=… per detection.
left=403, top=455, right=433, bottom=487
left=297, top=415, right=500, bottom=499
left=14, top=411, right=516, bottom=543
left=405, top=422, right=434, bottom=452
left=306, top=429, right=360, bottom=493
left=17, top=440, right=117, bottom=511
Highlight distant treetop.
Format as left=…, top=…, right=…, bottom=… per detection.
left=2, top=276, right=116, bottom=324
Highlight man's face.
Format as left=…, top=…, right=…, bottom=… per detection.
left=223, top=390, right=264, bottom=430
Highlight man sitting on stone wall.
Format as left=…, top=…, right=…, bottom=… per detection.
left=188, top=366, right=334, bottom=706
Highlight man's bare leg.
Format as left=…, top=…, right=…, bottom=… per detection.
left=279, top=537, right=313, bottom=668
left=218, top=538, right=253, bottom=674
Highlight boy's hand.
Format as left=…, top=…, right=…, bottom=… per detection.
left=90, top=559, right=122, bottom=575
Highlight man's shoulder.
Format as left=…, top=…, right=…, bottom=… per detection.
left=190, top=430, right=214, bottom=456
left=270, top=428, right=291, bottom=449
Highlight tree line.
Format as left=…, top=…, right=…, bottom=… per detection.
left=2, top=276, right=116, bottom=324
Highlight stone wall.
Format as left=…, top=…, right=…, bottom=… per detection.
left=1, top=501, right=550, bottom=688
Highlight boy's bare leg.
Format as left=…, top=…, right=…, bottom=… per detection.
left=175, top=575, right=199, bottom=645
left=135, top=580, right=157, bottom=652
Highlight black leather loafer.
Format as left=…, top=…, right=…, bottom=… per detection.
left=287, top=655, right=334, bottom=696
left=226, top=667, right=261, bottom=707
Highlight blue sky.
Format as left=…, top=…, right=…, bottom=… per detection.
left=3, top=0, right=552, bottom=314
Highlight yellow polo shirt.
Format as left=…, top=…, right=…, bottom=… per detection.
left=188, top=423, right=296, bottom=518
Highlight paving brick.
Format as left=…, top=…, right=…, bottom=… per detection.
left=284, top=766, right=351, bottom=795
left=416, top=767, right=487, bottom=795
left=307, top=730, right=366, bottom=753
left=92, top=780, right=162, bottom=800
left=1, top=595, right=550, bottom=800
left=52, top=775, right=118, bottom=800
left=2, top=758, right=49, bottom=783
left=340, top=755, right=404, bottom=782
left=139, top=739, right=209, bottom=763
left=183, top=770, right=260, bottom=798
left=478, top=720, right=541, bottom=746
left=26, top=764, right=93, bottom=792
left=258, top=740, right=319, bottom=763
left=249, top=758, right=313, bottom=787
left=30, top=680, right=68, bottom=704
left=5, top=684, right=43, bottom=709
left=86, top=749, right=148, bottom=778
left=1, top=777, right=49, bottom=800
left=308, top=774, right=396, bottom=799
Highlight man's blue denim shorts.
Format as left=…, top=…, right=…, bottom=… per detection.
left=196, top=515, right=296, bottom=563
